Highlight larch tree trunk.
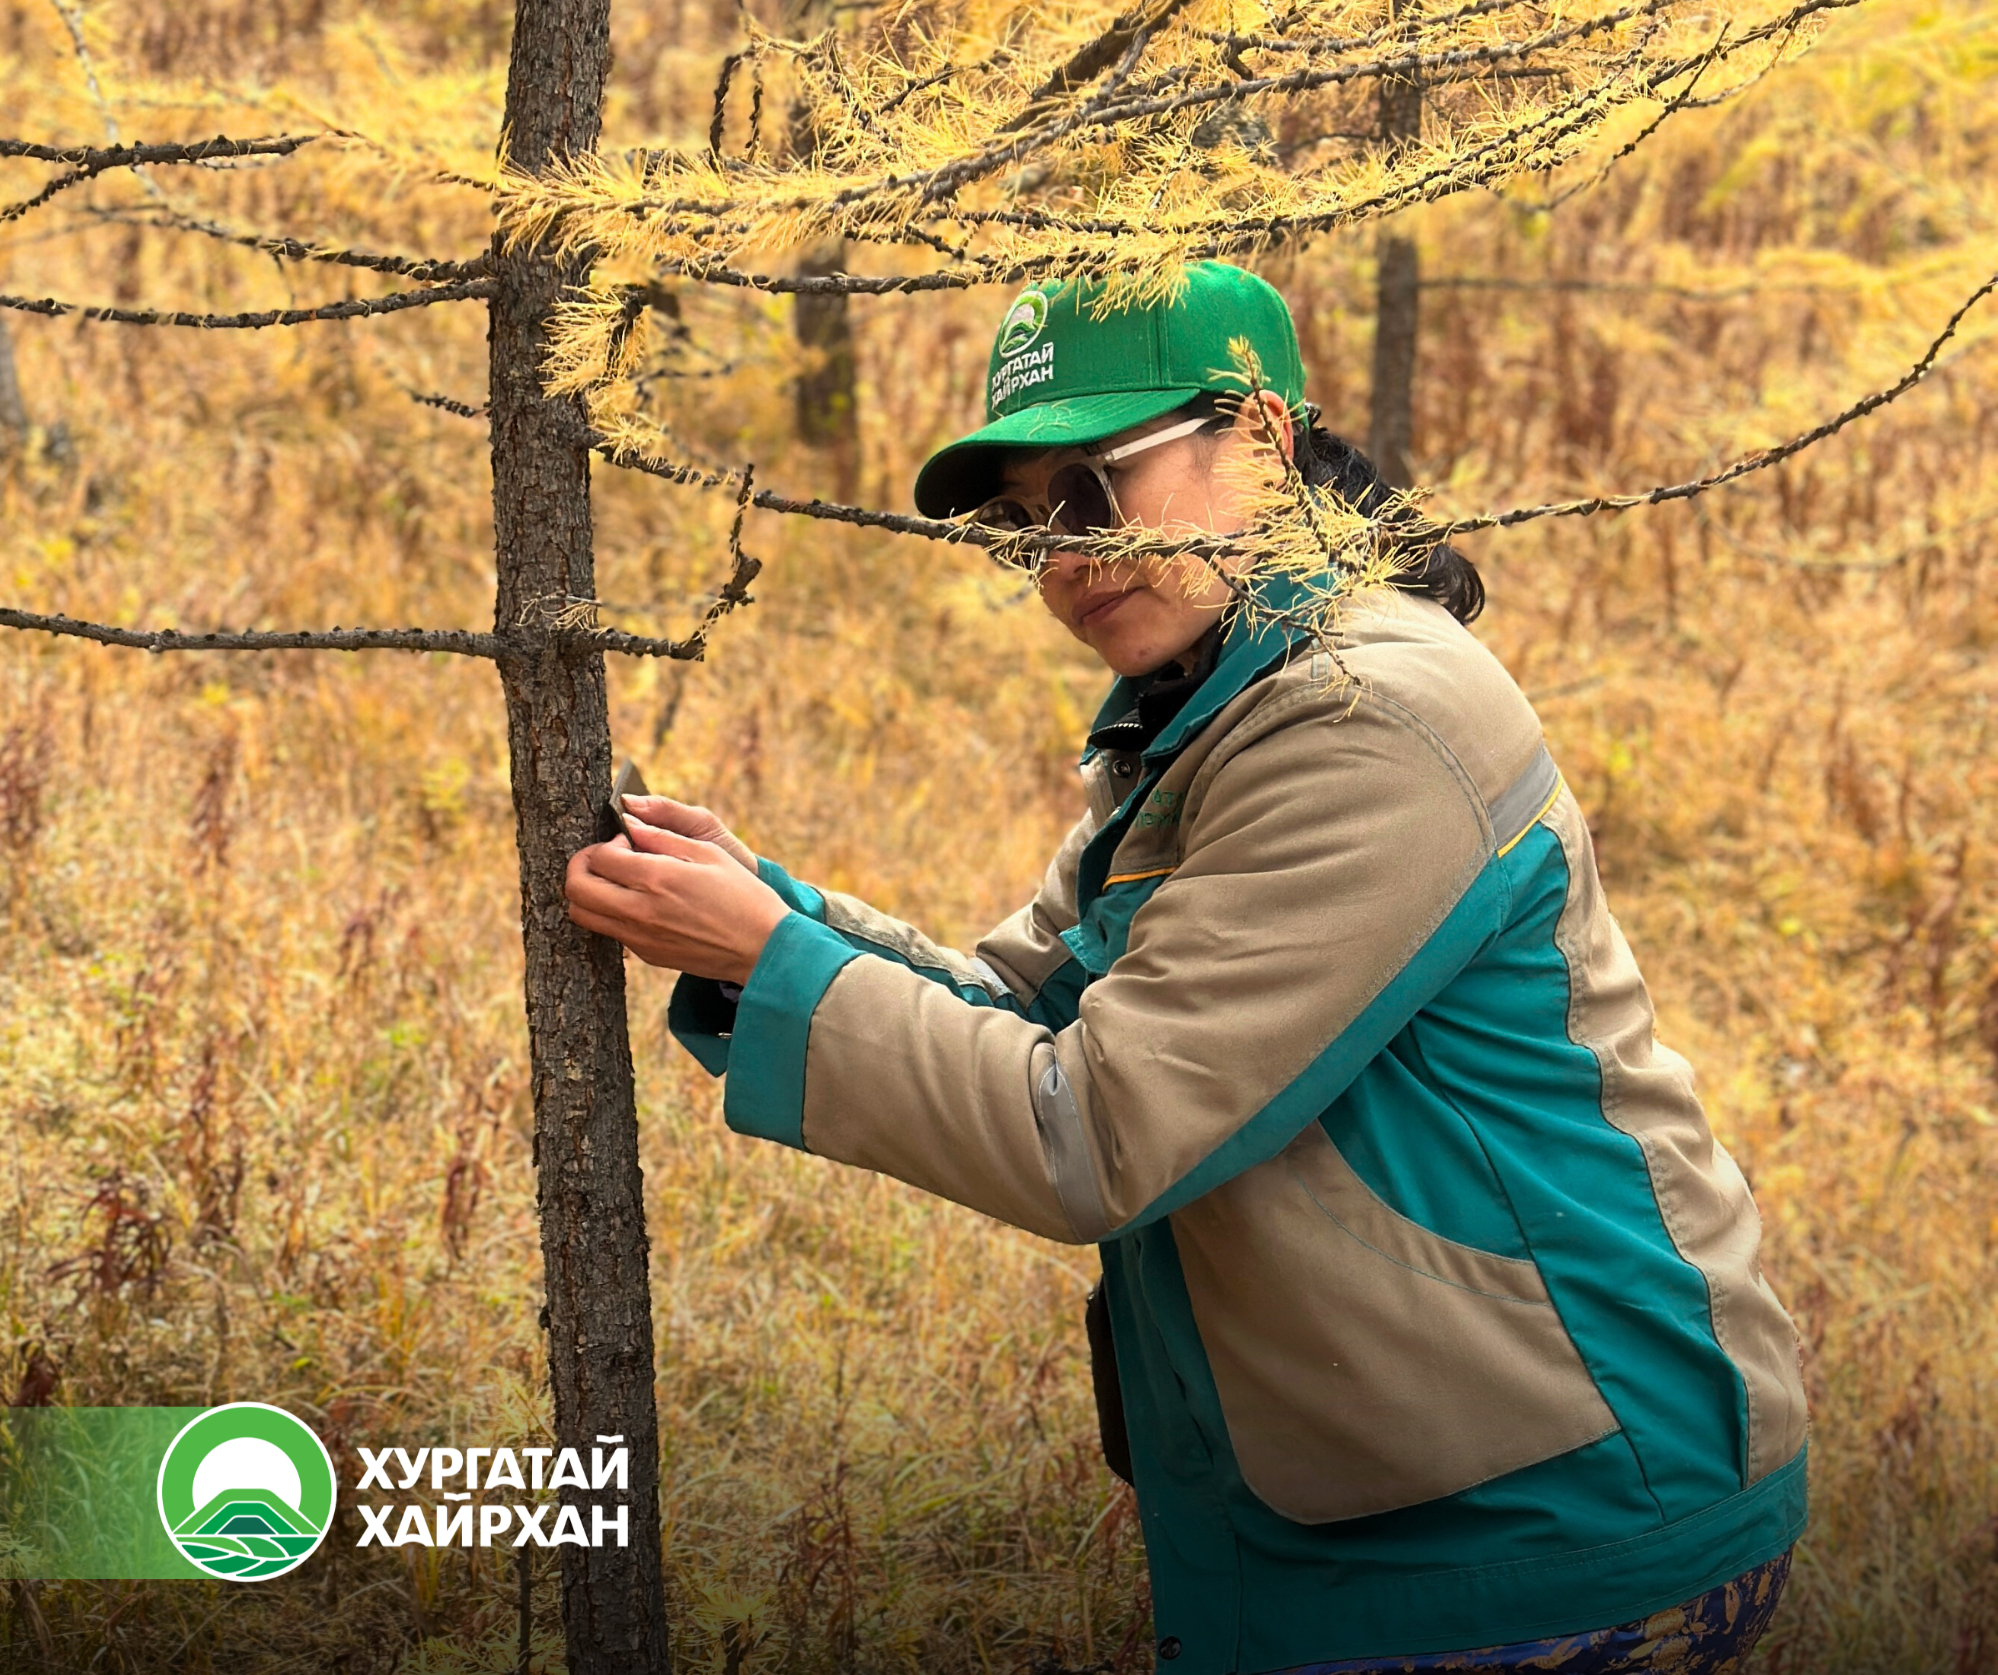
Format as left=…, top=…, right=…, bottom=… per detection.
left=1368, top=6, right=1422, bottom=488
left=488, top=0, right=671, bottom=1668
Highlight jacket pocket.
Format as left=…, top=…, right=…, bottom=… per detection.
left=1170, top=1121, right=1618, bottom=1523
left=1085, top=1282, right=1135, bottom=1485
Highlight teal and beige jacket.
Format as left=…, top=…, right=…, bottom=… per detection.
left=670, top=589, right=1809, bottom=1672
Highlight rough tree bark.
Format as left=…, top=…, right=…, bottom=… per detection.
left=488, top=0, right=671, bottom=1669
left=1368, top=1, right=1421, bottom=488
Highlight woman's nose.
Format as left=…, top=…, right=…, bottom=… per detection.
left=1040, top=544, right=1092, bottom=584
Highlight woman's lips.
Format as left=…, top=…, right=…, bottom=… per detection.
left=1076, top=588, right=1136, bottom=628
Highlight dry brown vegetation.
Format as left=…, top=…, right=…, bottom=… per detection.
left=1, top=0, right=1995, bottom=1668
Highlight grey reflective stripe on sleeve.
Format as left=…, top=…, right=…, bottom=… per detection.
left=1488, top=744, right=1561, bottom=854
left=968, top=956, right=1017, bottom=1001
left=1033, top=1055, right=1112, bottom=1242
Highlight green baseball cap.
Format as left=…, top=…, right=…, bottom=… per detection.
left=913, top=262, right=1308, bottom=518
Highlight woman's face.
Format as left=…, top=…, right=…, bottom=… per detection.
left=1000, top=393, right=1291, bottom=678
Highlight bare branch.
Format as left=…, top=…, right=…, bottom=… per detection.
left=0, top=277, right=493, bottom=329
left=0, top=608, right=501, bottom=656
left=0, top=134, right=321, bottom=166
left=1442, top=270, right=1998, bottom=536
left=650, top=260, right=990, bottom=294
left=81, top=207, right=488, bottom=282
left=591, top=434, right=979, bottom=542
left=507, top=464, right=763, bottom=660
left=659, top=465, right=764, bottom=661
left=407, top=389, right=488, bottom=418
left=588, top=430, right=1245, bottom=578
left=0, top=606, right=746, bottom=662
left=709, top=51, right=749, bottom=160
left=0, top=134, right=320, bottom=225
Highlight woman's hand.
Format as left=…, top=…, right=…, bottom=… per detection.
left=565, top=812, right=788, bottom=986
left=616, top=795, right=759, bottom=872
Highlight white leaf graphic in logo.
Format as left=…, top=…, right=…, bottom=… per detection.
left=996, top=291, right=1049, bottom=359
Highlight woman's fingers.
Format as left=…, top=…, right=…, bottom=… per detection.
left=620, top=795, right=727, bottom=843
left=564, top=849, right=639, bottom=917
left=587, top=828, right=720, bottom=887
left=564, top=829, right=788, bottom=985
left=619, top=795, right=756, bottom=870
left=566, top=843, right=702, bottom=918
left=564, top=899, right=628, bottom=943
left=618, top=820, right=715, bottom=861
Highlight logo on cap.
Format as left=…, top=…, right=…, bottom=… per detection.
left=996, top=290, right=1050, bottom=359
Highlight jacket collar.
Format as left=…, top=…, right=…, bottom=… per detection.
left=1082, top=566, right=1322, bottom=764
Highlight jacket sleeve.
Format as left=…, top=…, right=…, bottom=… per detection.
left=709, top=684, right=1523, bottom=1244
left=667, top=816, right=1095, bottom=1071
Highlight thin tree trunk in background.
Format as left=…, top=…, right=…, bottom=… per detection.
left=794, top=240, right=859, bottom=499
left=1369, top=5, right=1421, bottom=487
left=786, top=0, right=859, bottom=498
left=489, top=0, right=670, bottom=1669
left=0, top=317, right=27, bottom=451
left=1369, top=234, right=1418, bottom=485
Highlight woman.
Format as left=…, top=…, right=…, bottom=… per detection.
left=564, top=264, right=1808, bottom=1674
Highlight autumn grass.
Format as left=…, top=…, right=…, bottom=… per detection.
left=2, top=0, right=1997, bottom=1668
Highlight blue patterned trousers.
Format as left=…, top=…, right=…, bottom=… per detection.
left=1270, top=1550, right=1792, bottom=1675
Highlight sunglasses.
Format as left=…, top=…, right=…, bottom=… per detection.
left=971, top=411, right=1228, bottom=556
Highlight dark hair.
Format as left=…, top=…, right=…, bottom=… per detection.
left=1177, top=393, right=1485, bottom=625
left=1292, top=421, right=1484, bottom=624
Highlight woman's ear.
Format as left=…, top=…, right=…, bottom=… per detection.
left=1230, top=389, right=1296, bottom=464
left=1270, top=392, right=1297, bottom=464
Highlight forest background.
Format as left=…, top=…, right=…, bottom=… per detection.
left=0, top=0, right=1994, bottom=1667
